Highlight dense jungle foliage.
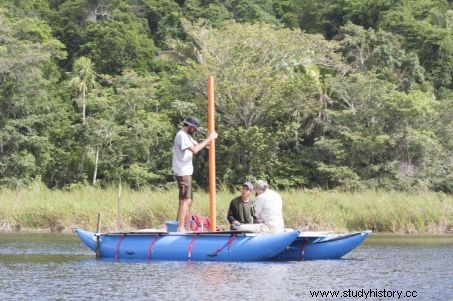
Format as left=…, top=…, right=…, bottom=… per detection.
left=0, top=0, right=452, bottom=192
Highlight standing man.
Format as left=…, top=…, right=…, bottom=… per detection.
left=253, top=180, right=285, bottom=233
left=227, top=182, right=256, bottom=230
left=172, top=117, right=217, bottom=232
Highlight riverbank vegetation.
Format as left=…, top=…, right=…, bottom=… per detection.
left=1, top=184, right=451, bottom=234
left=0, top=1, right=452, bottom=193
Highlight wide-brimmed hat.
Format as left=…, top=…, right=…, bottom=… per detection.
left=183, top=117, right=201, bottom=130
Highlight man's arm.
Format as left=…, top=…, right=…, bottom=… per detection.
left=253, top=197, right=264, bottom=223
left=187, top=132, right=217, bottom=154
left=227, top=200, right=237, bottom=224
left=251, top=205, right=258, bottom=224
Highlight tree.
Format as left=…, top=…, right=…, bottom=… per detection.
left=182, top=0, right=233, bottom=27
left=271, top=0, right=350, bottom=37
left=380, top=0, right=453, bottom=90
left=223, top=0, right=278, bottom=23
left=321, top=72, right=441, bottom=189
left=69, top=57, right=99, bottom=124
left=83, top=70, right=174, bottom=187
left=342, top=0, right=394, bottom=29
left=0, top=10, right=68, bottom=188
left=336, top=22, right=425, bottom=91
left=139, top=0, right=184, bottom=47
left=51, top=0, right=157, bottom=75
left=169, top=21, right=344, bottom=186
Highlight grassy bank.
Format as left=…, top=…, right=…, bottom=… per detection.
left=1, top=183, right=452, bottom=234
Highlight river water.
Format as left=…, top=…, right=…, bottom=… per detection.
left=0, top=233, right=451, bottom=301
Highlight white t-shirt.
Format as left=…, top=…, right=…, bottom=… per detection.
left=254, top=189, right=284, bottom=232
left=172, top=130, right=198, bottom=176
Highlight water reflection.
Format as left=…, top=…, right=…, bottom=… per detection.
left=364, top=234, right=453, bottom=245
left=0, top=253, right=91, bottom=263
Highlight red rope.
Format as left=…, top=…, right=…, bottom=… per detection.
left=226, top=234, right=237, bottom=251
left=300, top=239, right=308, bottom=260
left=115, top=235, right=125, bottom=260
left=147, top=235, right=159, bottom=260
left=208, top=234, right=237, bottom=257
left=187, top=234, right=199, bottom=259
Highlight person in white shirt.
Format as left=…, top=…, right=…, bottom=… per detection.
left=172, top=117, right=217, bottom=232
left=253, top=180, right=285, bottom=233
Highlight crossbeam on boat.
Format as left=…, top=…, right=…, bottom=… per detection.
left=102, top=230, right=255, bottom=236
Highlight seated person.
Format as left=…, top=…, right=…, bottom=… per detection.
left=252, top=180, right=285, bottom=233
left=227, top=182, right=256, bottom=230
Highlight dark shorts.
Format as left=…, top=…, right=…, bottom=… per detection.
left=176, top=175, right=193, bottom=201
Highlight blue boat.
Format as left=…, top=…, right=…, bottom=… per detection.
left=274, top=230, right=371, bottom=261
left=74, top=228, right=300, bottom=262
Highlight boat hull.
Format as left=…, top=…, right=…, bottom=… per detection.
left=274, top=230, right=371, bottom=261
left=75, top=228, right=299, bottom=262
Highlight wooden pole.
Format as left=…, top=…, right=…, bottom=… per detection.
left=92, top=147, right=99, bottom=185
left=207, top=76, right=216, bottom=231
left=95, top=212, right=101, bottom=259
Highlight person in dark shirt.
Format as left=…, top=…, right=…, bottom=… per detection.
left=227, top=181, right=256, bottom=230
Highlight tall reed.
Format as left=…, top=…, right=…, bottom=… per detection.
left=1, top=183, right=451, bottom=233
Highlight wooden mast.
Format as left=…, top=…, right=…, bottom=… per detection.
left=207, top=76, right=216, bottom=231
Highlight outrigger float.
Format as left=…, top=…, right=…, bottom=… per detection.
left=275, top=230, right=371, bottom=261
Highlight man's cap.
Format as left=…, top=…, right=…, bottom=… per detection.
left=243, top=181, right=253, bottom=190
left=183, top=117, right=201, bottom=130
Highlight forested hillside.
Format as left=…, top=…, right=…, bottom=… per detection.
left=0, top=0, right=452, bottom=192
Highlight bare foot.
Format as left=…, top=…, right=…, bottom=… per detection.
left=177, top=228, right=186, bottom=233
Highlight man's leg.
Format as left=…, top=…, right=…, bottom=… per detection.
left=177, top=198, right=190, bottom=232
left=176, top=175, right=192, bottom=232
left=185, top=198, right=193, bottom=231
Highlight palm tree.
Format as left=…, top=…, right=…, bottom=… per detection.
left=69, top=57, right=99, bottom=124
left=70, top=57, right=100, bottom=184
